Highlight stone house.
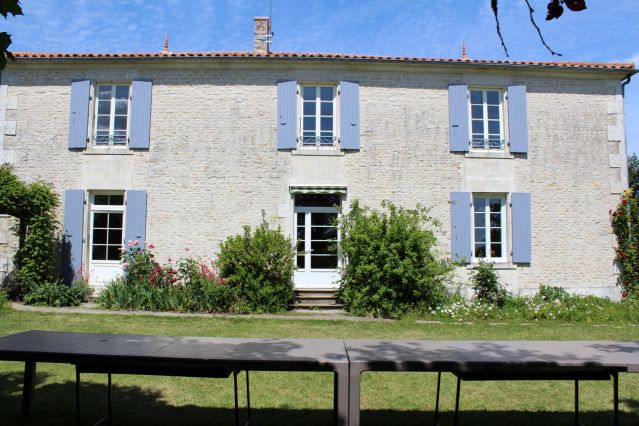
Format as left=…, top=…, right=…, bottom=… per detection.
left=0, top=18, right=635, bottom=299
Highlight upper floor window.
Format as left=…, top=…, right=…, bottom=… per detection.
left=473, top=196, right=507, bottom=262
left=94, top=84, right=130, bottom=146
left=470, top=89, right=503, bottom=150
left=300, top=84, right=336, bottom=147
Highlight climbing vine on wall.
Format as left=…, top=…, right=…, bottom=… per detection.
left=0, top=164, right=58, bottom=292
left=611, top=189, right=639, bottom=297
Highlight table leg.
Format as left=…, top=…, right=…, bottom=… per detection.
left=453, top=376, right=461, bottom=426
left=75, top=367, right=81, bottom=425
left=234, top=371, right=239, bottom=426
left=434, top=371, right=441, bottom=426
left=245, top=371, right=251, bottom=426
left=574, top=380, right=580, bottom=426
left=613, top=372, right=619, bottom=426
left=347, top=365, right=361, bottom=426
left=21, top=361, right=36, bottom=417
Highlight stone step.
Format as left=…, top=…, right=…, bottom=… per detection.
left=290, top=302, right=345, bottom=310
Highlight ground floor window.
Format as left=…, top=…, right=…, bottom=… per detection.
left=472, top=195, right=506, bottom=262
left=295, top=193, right=340, bottom=270
left=90, top=193, right=124, bottom=261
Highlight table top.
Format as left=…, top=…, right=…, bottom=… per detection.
left=0, top=331, right=349, bottom=368
left=344, top=340, right=639, bottom=372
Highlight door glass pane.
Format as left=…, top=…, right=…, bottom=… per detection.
left=92, top=245, right=106, bottom=260
left=311, top=226, right=337, bottom=240
left=491, top=243, right=502, bottom=258
left=490, top=213, right=501, bottom=228
left=311, top=213, right=336, bottom=226
left=474, top=228, right=485, bottom=244
left=474, top=244, right=486, bottom=258
left=107, top=245, right=121, bottom=261
left=311, top=255, right=337, bottom=269
left=108, top=229, right=122, bottom=245
left=93, top=229, right=107, bottom=245
left=490, top=228, right=502, bottom=244
left=297, top=255, right=305, bottom=269
left=311, top=241, right=337, bottom=255
left=295, top=194, right=341, bottom=207
left=93, top=211, right=108, bottom=226
left=474, top=212, right=485, bottom=228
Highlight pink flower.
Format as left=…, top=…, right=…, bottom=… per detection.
left=122, top=262, right=130, bottom=270
left=149, top=243, right=156, bottom=249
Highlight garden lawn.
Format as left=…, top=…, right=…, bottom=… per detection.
left=0, top=310, right=638, bottom=425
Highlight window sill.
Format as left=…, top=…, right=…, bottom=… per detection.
left=291, top=147, right=344, bottom=157
left=465, top=150, right=513, bottom=159
left=83, top=148, right=133, bottom=156
left=467, top=262, right=516, bottom=270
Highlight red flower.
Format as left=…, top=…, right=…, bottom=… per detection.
left=623, top=200, right=628, bottom=206
left=171, top=277, right=178, bottom=283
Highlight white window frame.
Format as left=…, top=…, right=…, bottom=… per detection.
left=88, top=192, right=125, bottom=264
left=471, top=194, right=508, bottom=263
left=468, top=88, right=505, bottom=151
left=92, top=83, right=131, bottom=148
left=298, top=82, right=338, bottom=148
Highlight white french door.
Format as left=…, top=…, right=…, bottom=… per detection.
left=293, top=205, right=340, bottom=289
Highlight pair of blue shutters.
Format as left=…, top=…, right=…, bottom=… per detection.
left=450, top=192, right=531, bottom=264
left=449, top=84, right=528, bottom=153
left=68, top=80, right=152, bottom=149
left=277, top=80, right=360, bottom=150
left=62, top=189, right=147, bottom=283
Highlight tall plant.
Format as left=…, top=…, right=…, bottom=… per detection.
left=611, top=189, right=639, bottom=296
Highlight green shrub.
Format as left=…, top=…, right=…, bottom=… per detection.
left=337, top=200, right=451, bottom=318
left=470, top=261, right=508, bottom=306
left=23, top=280, right=91, bottom=307
left=536, top=284, right=571, bottom=303
left=0, top=290, right=10, bottom=312
left=218, top=216, right=295, bottom=312
left=611, top=189, right=639, bottom=296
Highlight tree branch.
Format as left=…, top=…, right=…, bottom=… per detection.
left=523, top=0, right=562, bottom=56
left=491, top=0, right=509, bottom=57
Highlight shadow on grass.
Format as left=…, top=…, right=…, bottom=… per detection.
left=0, top=372, right=638, bottom=425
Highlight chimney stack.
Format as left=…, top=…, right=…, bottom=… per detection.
left=253, top=16, right=271, bottom=54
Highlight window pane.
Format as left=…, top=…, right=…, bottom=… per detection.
left=93, top=211, right=108, bottom=227
left=296, top=240, right=305, bottom=252
left=311, top=213, right=337, bottom=226
left=109, top=212, right=123, bottom=227
left=311, top=255, right=337, bottom=269
left=311, top=241, right=337, bottom=255
left=98, top=101, right=111, bottom=115
left=471, top=105, right=483, bottom=119
left=303, top=117, right=315, bottom=131
left=297, top=227, right=305, bottom=240
left=107, top=245, right=121, bottom=261
left=109, top=195, right=124, bottom=206
left=112, top=134, right=127, bottom=144
left=95, top=133, right=110, bottom=144
left=93, top=229, right=107, bottom=245
left=115, top=85, right=129, bottom=100
left=474, top=212, right=485, bottom=228
left=487, top=105, right=499, bottom=120
left=490, top=199, right=501, bottom=212
left=490, top=227, right=502, bottom=243
left=94, top=195, right=109, bottom=206
left=97, top=116, right=110, bottom=131
left=490, top=213, right=501, bottom=228
left=320, top=101, right=333, bottom=116
left=297, top=212, right=305, bottom=225
left=114, top=116, right=127, bottom=131
left=115, top=100, right=128, bottom=115
left=470, top=91, right=483, bottom=104
left=472, top=120, right=484, bottom=135
left=295, top=194, right=341, bottom=207
left=491, top=243, right=502, bottom=258
left=92, top=245, right=106, bottom=260
left=297, top=255, right=305, bottom=269
left=474, top=198, right=485, bottom=211
left=98, top=86, right=112, bottom=99
left=303, top=86, right=316, bottom=100
left=486, top=91, right=499, bottom=105
left=320, top=117, right=333, bottom=132
left=474, top=245, right=486, bottom=258
left=303, top=101, right=316, bottom=116
left=320, top=87, right=333, bottom=101
left=108, top=229, right=122, bottom=245
left=474, top=228, right=486, bottom=244
left=311, top=226, right=337, bottom=240
left=488, top=120, right=500, bottom=135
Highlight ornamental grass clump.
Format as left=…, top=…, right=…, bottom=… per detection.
left=337, top=200, right=452, bottom=319
left=218, top=215, right=295, bottom=313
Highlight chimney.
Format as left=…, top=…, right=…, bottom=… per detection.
left=253, top=16, right=271, bottom=54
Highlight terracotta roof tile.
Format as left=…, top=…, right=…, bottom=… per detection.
left=10, top=51, right=635, bottom=71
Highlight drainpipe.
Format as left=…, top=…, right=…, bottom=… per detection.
left=621, top=73, right=632, bottom=96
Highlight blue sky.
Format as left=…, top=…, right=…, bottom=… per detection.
left=4, top=0, right=639, bottom=154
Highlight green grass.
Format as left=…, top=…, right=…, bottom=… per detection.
left=1, top=309, right=638, bottom=425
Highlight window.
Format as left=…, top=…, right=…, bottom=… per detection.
left=294, top=194, right=340, bottom=270
left=94, top=84, right=130, bottom=146
left=473, top=196, right=506, bottom=261
left=470, top=89, right=503, bottom=150
left=90, top=193, right=124, bottom=261
left=300, top=84, right=336, bottom=147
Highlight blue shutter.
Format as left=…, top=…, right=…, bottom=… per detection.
left=62, top=189, right=85, bottom=283
left=511, top=192, right=532, bottom=263
left=125, top=190, right=147, bottom=249
left=507, top=85, right=528, bottom=153
left=451, top=192, right=471, bottom=263
left=448, top=84, right=469, bottom=152
left=129, top=80, right=152, bottom=149
left=68, top=80, right=90, bottom=149
left=277, top=80, right=297, bottom=149
left=339, top=81, right=360, bottom=150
